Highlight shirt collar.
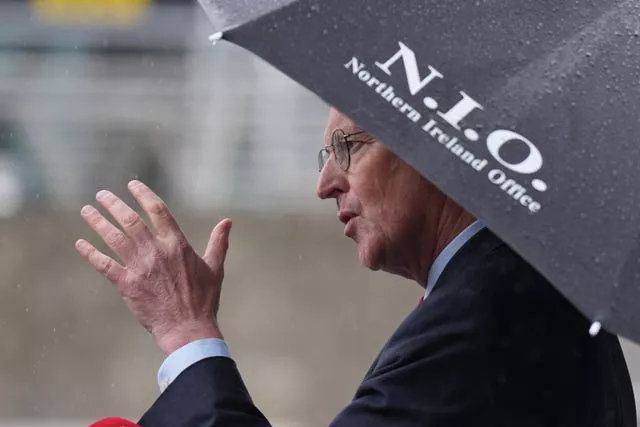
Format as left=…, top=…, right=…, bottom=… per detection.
left=423, top=220, right=485, bottom=300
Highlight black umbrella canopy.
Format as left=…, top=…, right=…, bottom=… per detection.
left=198, top=0, right=296, bottom=29
left=198, top=0, right=640, bottom=343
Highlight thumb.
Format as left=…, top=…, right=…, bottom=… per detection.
left=203, top=218, right=233, bottom=270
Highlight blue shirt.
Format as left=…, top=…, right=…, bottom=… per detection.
left=157, top=221, right=485, bottom=392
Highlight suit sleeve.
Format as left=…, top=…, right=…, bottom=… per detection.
left=139, top=356, right=271, bottom=427
left=157, top=339, right=232, bottom=392
left=138, top=247, right=611, bottom=427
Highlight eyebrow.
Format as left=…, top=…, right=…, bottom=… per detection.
left=345, top=125, right=365, bottom=134
left=347, top=130, right=375, bottom=144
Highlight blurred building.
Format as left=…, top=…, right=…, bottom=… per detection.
left=0, top=0, right=329, bottom=216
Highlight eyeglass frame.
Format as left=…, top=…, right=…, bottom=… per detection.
left=318, top=129, right=370, bottom=172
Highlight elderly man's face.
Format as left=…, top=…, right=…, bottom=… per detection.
left=317, top=109, right=444, bottom=274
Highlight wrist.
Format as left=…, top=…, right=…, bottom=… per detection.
left=154, top=322, right=223, bottom=356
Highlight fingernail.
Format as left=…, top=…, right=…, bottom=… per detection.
left=96, top=190, right=110, bottom=200
left=75, top=239, right=85, bottom=249
left=81, top=205, right=95, bottom=215
left=128, top=180, right=141, bottom=188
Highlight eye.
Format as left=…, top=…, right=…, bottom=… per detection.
left=349, top=140, right=367, bottom=154
left=349, top=141, right=361, bottom=152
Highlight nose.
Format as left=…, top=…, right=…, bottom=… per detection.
left=316, top=159, right=349, bottom=200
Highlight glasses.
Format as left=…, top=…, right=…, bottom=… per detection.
left=318, top=129, right=368, bottom=172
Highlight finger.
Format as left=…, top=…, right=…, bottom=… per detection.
left=203, top=219, right=233, bottom=271
left=75, top=239, right=126, bottom=284
left=80, top=205, right=135, bottom=261
left=95, top=189, right=154, bottom=243
left=127, top=180, right=184, bottom=239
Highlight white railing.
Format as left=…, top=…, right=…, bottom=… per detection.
left=0, top=25, right=329, bottom=215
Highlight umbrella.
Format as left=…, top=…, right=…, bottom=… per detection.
left=197, top=0, right=640, bottom=343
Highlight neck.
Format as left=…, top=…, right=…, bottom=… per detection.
left=433, top=203, right=476, bottom=262
left=383, top=201, right=475, bottom=286
left=415, top=201, right=475, bottom=286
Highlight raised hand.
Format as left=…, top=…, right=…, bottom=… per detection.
left=75, top=180, right=232, bottom=355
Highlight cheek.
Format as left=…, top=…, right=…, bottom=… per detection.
left=348, top=156, right=413, bottom=238
left=351, top=176, right=387, bottom=219
left=360, top=176, right=425, bottom=240
left=359, top=180, right=401, bottom=223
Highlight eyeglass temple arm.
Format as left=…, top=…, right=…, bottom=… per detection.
left=344, top=131, right=367, bottom=140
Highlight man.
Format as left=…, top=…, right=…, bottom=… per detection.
left=76, top=109, right=636, bottom=426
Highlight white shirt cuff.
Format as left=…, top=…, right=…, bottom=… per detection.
left=157, top=338, right=231, bottom=392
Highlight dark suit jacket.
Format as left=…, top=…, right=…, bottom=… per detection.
left=139, top=229, right=637, bottom=427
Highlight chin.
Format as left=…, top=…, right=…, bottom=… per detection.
left=356, top=239, right=385, bottom=271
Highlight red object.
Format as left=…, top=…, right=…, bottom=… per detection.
left=89, top=417, right=140, bottom=427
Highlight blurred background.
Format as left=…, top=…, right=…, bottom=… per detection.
left=0, top=1, right=638, bottom=426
